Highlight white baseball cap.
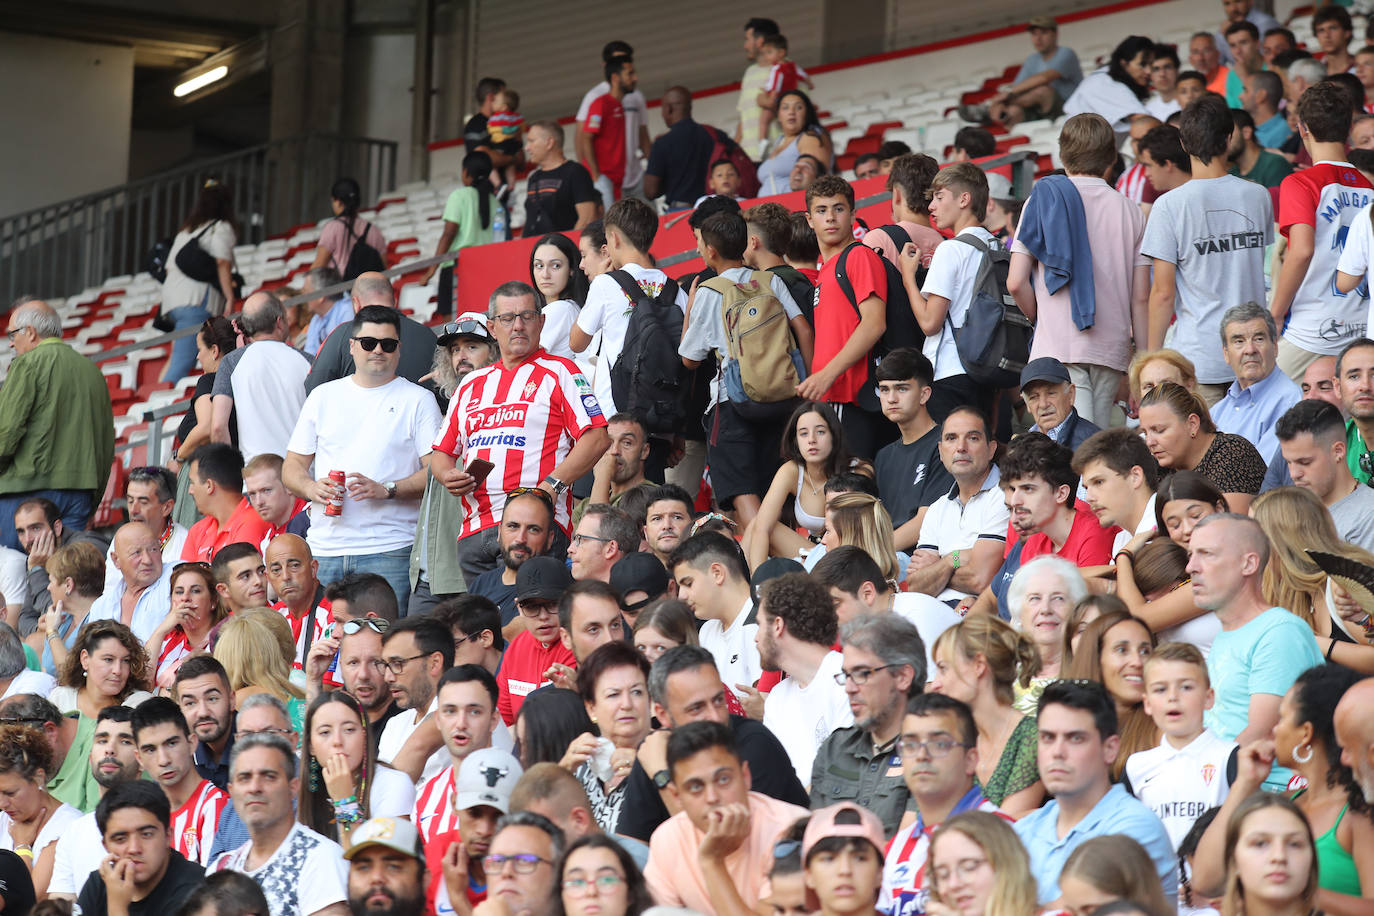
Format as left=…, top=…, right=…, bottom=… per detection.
left=455, top=747, right=524, bottom=813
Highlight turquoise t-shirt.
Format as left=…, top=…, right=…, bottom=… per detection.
left=441, top=186, right=506, bottom=266
left=1205, top=606, right=1323, bottom=790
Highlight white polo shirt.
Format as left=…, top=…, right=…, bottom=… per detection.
left=915, top=467, right=1011, bottom=603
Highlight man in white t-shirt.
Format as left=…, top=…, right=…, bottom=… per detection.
left=737, top=19, right=780, bottom=152
left=575, top=41, right=652, bottom=199
left=756, top=572, right=852, bottom=787
left=907, top=407, right=1010, bottom=606
left=1072, top=427, right=1161, bottom=556
left=570, top=198, right=688, bottom=417
left=210, top=291, right=312, bottom=460
left=208, top=733, right=350, bottom=916
left=283, top=305, right=443, bottom=609
left=376, top=617, right=454, bottom=782
left=812, top=545, right=961, bottom=682
left=670, top=532, right=760, bottom=691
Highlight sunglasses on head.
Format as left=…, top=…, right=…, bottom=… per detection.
left=341, top=617, right=390, bottom=636
left=442, top=319, right=488, bottom=339
left=353, top=336, right=399, bottom=353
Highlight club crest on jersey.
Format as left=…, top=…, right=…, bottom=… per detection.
left=1201, top=763, right=1216, bottom=786
left=523, top=381, right=538, bottom=400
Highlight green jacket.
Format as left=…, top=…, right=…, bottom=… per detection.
left=410, top=471, right=467, bottom=596
left=0, top=337, right=114, bottom=497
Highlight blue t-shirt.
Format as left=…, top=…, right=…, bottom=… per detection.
left=1015, top=46, right=1084, bottom=101
left=1205, top=606, right=1323, bottom=790
left=1014, top=784, right=1177, bottom=904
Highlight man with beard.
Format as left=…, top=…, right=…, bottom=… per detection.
left=266, top=534, right=336, bottom=678
left=586, top=413, right=656, bottom=509
left=377, top=617, right=454, bottom=781
left=642, top=484, right=694, bottom=569
left=48, top=705, right=141, bottom=901
left=345, top=817, right=428, bottom=916
left=1336, top=678, right=1374, bottom=804
left=436, top=747, right=523, bottom=916
left=174, top=656, right=237, bottom=791
left=754, top=572, right=850, bottom=788
left=410, top=314, right=499, bottom=617
left=210, top=542, right=268, bottom=615
left=468, top=489, right=556, bottom=628
left=306, top=611, right=400, bottom=745
left=208, top=734, right=350, bottom=916
left=77, top=780, right=208, bottom=916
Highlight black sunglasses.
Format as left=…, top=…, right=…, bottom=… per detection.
left=442, top=319, right=488, bottom=339
left=353, top=336, right=400, bottom=353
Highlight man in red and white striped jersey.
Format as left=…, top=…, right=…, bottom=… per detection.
left=131, top=697, right=230, bottom=867
left=413, top=666, right=503, bottom=903
left=430, top=281, right=610, bottom=583
left=266, top=534, right=336, bottom=680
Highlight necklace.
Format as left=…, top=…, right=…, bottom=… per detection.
left=802, top=470, right=824, bottom=495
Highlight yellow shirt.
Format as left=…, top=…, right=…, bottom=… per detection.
left=737, top=63, right=772, bottom=149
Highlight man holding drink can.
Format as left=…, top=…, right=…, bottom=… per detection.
left=283, top=305, right=443, bottom=609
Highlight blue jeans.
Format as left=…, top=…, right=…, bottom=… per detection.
left=315, top=546, right=413, bottom=614
left=161, top=303, right=211, bottom=383
left=0, top=489, right=93, bottom=551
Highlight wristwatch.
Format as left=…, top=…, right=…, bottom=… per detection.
left=384, top=481, right=397, bottom=500
left=543, top=475, right=569, bottom=497
left=652, top=768, right=672, bottom=789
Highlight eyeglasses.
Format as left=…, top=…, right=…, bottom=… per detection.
left=371, top=653, right=428, bottom=675
left=483, top=854, right=552, bottom=874
left=341, top=618, right=390, bottom=636
left=518, top=600, right=558, bottom=619
left=492, top=310, right=540, bottom=327
left=5, top=327, right=31, bottom=342
left=353, top=336, right=400, bottom=353
left=931, top=857, right=989, bottom=884
left=571, top=533, right=611, bottom=547
left=562, top=874, right=627, bottom=894
left=442, top=319, right=489, bottom=339
left=453, top=631, right=483, bottom=648
left=834, top=664, right=898, bottom=686
left=897, top=737, right=972, bottom=758
left=239, top=726, right=294, bottom=738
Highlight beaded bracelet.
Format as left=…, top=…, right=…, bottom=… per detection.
left=333, top=796, right=364, bottom=827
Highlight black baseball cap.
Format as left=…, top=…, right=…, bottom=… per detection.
left=609, top=552, right=669, bottom=610
left=516, top=556, right=574, bottom=602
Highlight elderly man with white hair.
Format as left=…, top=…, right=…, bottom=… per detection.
left=0, top=297, right=114, bottom=552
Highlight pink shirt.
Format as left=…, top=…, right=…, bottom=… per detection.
left=1012, top=175, right=1149, bottom=372
left=644, top=792, right=809, bottom=913
left=862, top=220, right=944, bottom=268
left=318, top=218, right=387, bottom=275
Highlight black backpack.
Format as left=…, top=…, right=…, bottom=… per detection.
left=947, top=234, right=1033, bottom=388
left=145, top=237, right=174, bottom=284
left=341, top=218, right=386, bottom=280
left=834, top=238, right=924, bottom=412
left=607, top=270, right=689, bottom=433
left=768, top=264, right=816, bottom=327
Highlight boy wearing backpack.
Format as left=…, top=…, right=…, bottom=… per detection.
left=572, top=197, right=688, bottom=422
left=900, top=162, right=1002, bottom=422
left=743, top=202, right=816, bottom=325
left=862, top=153, right=945, bottom=267
left=797, top=175, right=892, bottom=459
left=680, top=211, right=814, bottom=528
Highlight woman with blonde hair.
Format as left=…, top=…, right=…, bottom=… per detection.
left=1138, top=381, right=1266, bottom=512
left=1127, top=348, right=1198, bottom=406
left=927, top=810, right=1040, bottom=916
left=819, top=491, right=899, bottom=582
left=930, top=616, right=1043, bottom=816
left=1059, top=835, right=1176, bottom=916
left=1252, top=486, right=1374, bottom=671
left=214, top=608, right=306, bottom=731
left=1063, top=610, right=1158, bottom=780
left=31, top=541, right=105, bottom=676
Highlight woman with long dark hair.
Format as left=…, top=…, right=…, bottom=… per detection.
left=530, top=233, right=590, bottom=367
left=756, top=90, right=834, bottom=195
left=743, top=401, right=867, bottom=570
left=170, top=316, right=238, bottom=525
left=1064, top=36, right=1156, bottom=137
left=1062, top=610, right=1158, bottom=780
left=514, top=688, right=594, bottom=768
left=311, top=176, right=387, bottom=277
left=421, top=151, right=507, bottom=316
left=160, top=179, right=239, bottom=383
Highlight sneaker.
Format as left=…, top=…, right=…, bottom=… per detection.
left=958, top=103, right=990, bottom=123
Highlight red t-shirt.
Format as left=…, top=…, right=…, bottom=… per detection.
left=496, top=629, right=577, bottom=725
left=815, top=242, right=887, bottom=404
left=181, top=497, right=273, bottom=564
left=583, top=94, right=627, bottom=190
left=1008, top=500, right=1119, bottom=566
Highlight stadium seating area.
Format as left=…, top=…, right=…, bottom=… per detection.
left=12, top=0, right=1329, bottom=476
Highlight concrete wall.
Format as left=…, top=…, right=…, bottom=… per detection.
left=0, top=32, right=134, bottom=217
left=342, top=29, right=417, bottom=186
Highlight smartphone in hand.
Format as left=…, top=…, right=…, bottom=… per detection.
left=465, top=458, right=496, bottom=484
